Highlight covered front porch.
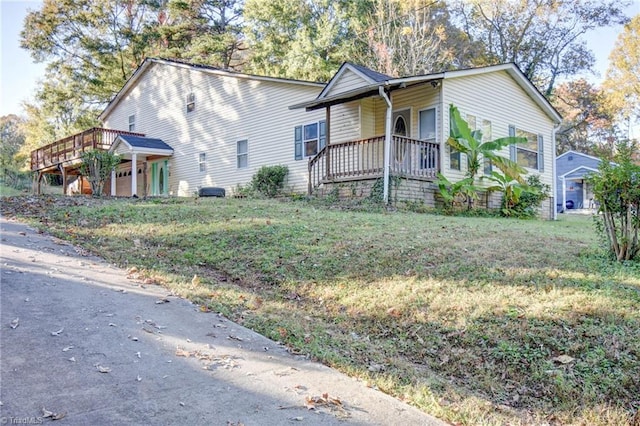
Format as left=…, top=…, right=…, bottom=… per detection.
left=308, top=134, right=439, bottom=193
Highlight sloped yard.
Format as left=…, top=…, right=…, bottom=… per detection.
left=2, top=195, right=638, bottom=425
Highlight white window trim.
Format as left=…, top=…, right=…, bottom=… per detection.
left=128, top=114, right=136, bottom=132
left=303, top=122, right=320, bottom=158
left=237, top=139, right=248, bottom=169
left=418, top=106, right=438, bottom=170
left=198, top=152, right=206, bottom=172
left=186, top=93, right=195, bottom=113
left=515, top=127, right=540, bottom=170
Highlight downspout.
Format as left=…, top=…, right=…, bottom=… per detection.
left=379, top=86, right=392, bottom=204
left=552, top=122, right=561, bottom=220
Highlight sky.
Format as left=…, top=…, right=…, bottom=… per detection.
left=1, top=0, right=639, bottom=118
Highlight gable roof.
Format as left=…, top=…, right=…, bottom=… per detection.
left=99, top=58, right=325, bottom=122
left=556, top=150, right=605, bottom=163
left=317, top=62, right=392, bottom=99
left=110, top=135, right=174, bottom=156
left=291, top=62, right=562, bottom=124
left=560, top=165, right=600, bottom=179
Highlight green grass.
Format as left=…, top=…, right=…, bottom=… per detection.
left=2, top=195, right=638, bottom=425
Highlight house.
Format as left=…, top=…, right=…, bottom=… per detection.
left=31, top=59, right=562, bottom=219
left=290, top=62, right=562, bottom=219
left=556, top=150, right=609, bottom=211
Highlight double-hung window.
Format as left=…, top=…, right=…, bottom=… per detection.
left=419, top=108, right=437, bottom=169
left=128, top=114, right=136, bottom=132
left=186, top=93, right=195, bottom=113
left=237, top=139, right=248, bottom=168
left=294, top=120, right=326, bottom=160
left=510, top=126, right=544, bottom=171
left=199, top=153, right=206, bottom=172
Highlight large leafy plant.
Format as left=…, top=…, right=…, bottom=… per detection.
left=447, top=104, right=528, bottom=209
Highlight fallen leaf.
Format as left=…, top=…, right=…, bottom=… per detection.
left=10, top=318, right=19, bottom=329
left=155, top=298, right=170, bottom=304
left=143, top=278, right=155, bottom=285
left=127, top=266, right=138, bottom=274
left=52, top=412, right=67, bottom=420
left=62, top=346, right=73, bottom=352
left=96, top=365, right=111, bottom=373
left=42, top=407, right=54, bottom=418
left=136, top=375, right=142, bottom=382
left=552, top=354, right=575, bottom=364
left=228, top=335, right=244, bottom=341
left=51, top=328, right=64, bottom=336
left=135, top=351, right=141, bottom=358
left=191, top=275, right=200, bottom=286
left=68, top=357, right=76, bottom=362
left=109, top=323, right=117, bottom=327
left=175, top=348, right=191, bottom=357
left=289, top=417, right=304, bottom=421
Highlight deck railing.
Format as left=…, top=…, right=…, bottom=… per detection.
left=31, top=127, right=144, bottom=171
left=308, top=135, right=439, bottom=192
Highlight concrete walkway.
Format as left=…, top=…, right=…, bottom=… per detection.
left=0, top=217, right=445, bottom=425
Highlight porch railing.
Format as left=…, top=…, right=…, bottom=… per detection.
left=31, top=127, right=144, bottom=171
left=308, top=134, right=440, bottom=192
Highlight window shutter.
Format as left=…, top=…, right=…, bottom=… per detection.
left=509, top=125, right=516, bottom=162
left=537, top=134, right=544, bottom=172
left=294, top=126, right=303, bottom=160
left=319, top=120, right=326, bottom=150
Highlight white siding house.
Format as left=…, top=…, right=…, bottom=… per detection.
left=100, top=58, right=324, bottom=197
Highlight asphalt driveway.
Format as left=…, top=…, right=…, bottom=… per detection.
left=0, top=217, right=445, bottom=425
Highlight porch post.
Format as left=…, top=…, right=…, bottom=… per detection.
left=131, top=153, right=137, bottom=197
left=379, top=87, right=392, bottom=204
left=561, top=176, right=566, bottom=212
left=325, top=106, right=331, bottom=180
left=111, top=169, right=116, bottom=196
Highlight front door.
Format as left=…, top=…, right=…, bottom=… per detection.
left=151, top=160, right=169, bottom=196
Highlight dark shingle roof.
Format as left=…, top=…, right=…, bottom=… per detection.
left=118, top=135, right=173, bottom=151
left=348, top=63, right=391, bottom=82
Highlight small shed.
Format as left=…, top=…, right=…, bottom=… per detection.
left=556, top=151, right=609, bottom=211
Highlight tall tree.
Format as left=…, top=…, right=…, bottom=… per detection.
left=243, top=0, right=358, bottom=81
left=603, top=14, right=640, bottom=129
left=552, top=79, right=618, bottom=156
left=354, top=0, right=479, bottom=77
left=453, top=0, right=630, bottom=96
left=0, top=115, right=26, bottom=177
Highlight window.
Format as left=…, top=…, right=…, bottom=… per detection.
left=294, top=120, right=326, bottom=160
left=128, top=114, right=135, bottom=132
left=237, top=140, right=248, bottom=169
left=186, top=93, right=195, bottom=113
left=512, top=127, right=542, bottom=170
left=199, top=153, right=206, bottom=172
left=419, top=108, right=437, bottom=169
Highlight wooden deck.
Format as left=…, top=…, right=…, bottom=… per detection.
left=31, top=127, right=144, bottom=172
left=308, top=135, right=440, bottom=193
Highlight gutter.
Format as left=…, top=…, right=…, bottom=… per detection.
left=552, top=122, right=561, bottom=220
left=379, top=86, right=392, bottom=205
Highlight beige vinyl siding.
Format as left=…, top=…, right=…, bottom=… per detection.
left=328, top=102, right=360, bottom=144
left=324, top=69, right=370, bottom=97
left=360, top=98, right=378, bottom=138
left=390, top=84, right=440, bottom=138
left=442, top=71, right=555, bottom=188
left=103, top=62, right=323, bottom=196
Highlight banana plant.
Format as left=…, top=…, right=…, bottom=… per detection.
left=448, top=104, right=528, bottom=184
left=436, top=172, right=479, bottom=210
left=484, top=171, right=527, bottom=216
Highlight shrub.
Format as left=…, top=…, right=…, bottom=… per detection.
left=250, top=165, right=289, bottom=197
left=502, top=174, right=550, bottom=219
left=587, top=142, right=640, bottom=262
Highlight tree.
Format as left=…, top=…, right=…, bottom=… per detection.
left=453, top=0, right=630, bottom=96
left=587, top=141, right=640, bottom=262
left=79, top=150, right=122, bottom=197
left=353, top=0, right=479, bottom=77
left=603, top=14, right=640, bottom=127
left=552, top=79, right=618, bottom=156
left=0, top=115, right=27, bottom=185
left=243, top=0, right=357, bottom=81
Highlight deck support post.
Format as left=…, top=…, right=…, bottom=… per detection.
left=59, top=164, right=68, bottom=196
left=111, top=169, right=116, bottom=196
left=131, top=153, right=138, bottom=197
left=379, top=87, right=392, bottom=205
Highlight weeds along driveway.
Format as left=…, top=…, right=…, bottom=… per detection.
left=0, top=217, right=444, bottom=426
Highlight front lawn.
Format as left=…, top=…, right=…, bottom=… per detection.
left=2, top=195, right=638, bottom=425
